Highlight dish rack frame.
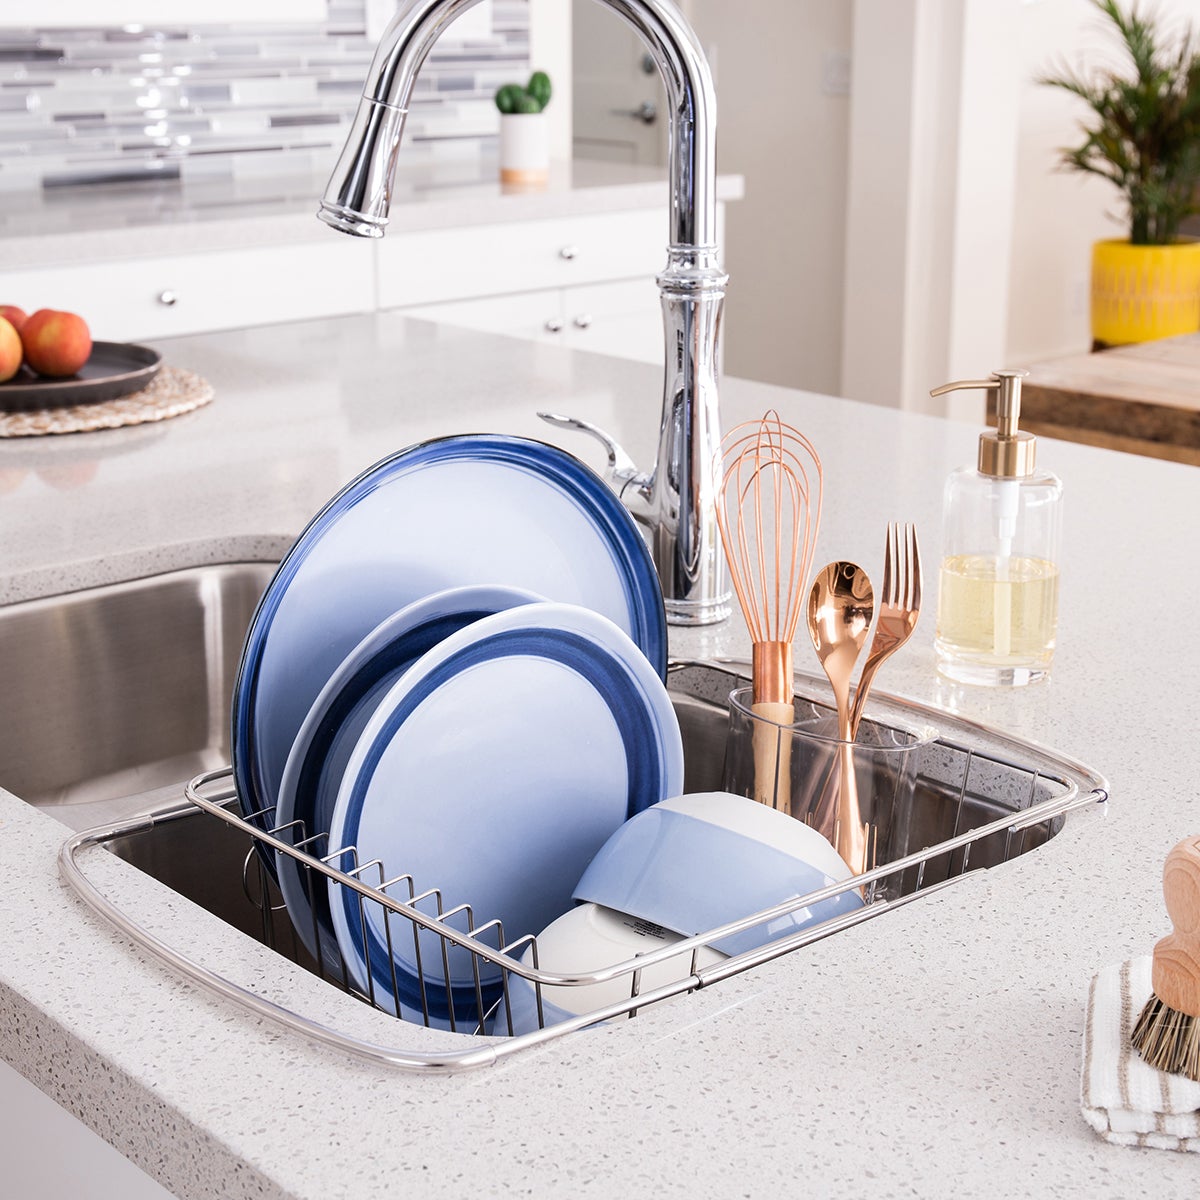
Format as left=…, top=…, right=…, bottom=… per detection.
left=59, top=660, right=1109, bottom=1074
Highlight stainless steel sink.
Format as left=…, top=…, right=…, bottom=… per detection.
left=0, top=563, right=274, bottom=827
left=98, top=660, right=1093, bottom=966
left=8, top=562, right=1103, bottom=891
left=21, top=566, right=1107, bottom=1065
left=73, top=655, right=1105, bottom=1069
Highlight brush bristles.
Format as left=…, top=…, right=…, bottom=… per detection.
left=1131, top=993, right=1200, bottom=1082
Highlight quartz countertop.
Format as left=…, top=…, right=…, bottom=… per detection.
left=0, top=310, right=1197, bottom=1198
left=1, top=158, right=744, bottom=268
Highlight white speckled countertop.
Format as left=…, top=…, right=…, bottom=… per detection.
left=0, top=157, right=742, bottom=268
left=1, top=304, right=1197, bottom=1197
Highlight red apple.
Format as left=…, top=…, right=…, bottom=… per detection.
left=0, top=316, right=22, bottom=383
left=20, top=309, right=92, bottom=378
left=0, top=305, right=27, bottom=334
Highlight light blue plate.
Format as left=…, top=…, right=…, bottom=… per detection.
left=274, top=584, right=544, bottom=967
left=326, top=602, right=684, bottom=1029
left=230, top=434, right=667, bottom=859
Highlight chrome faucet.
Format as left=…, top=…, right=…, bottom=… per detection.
left=318, top=0, right=730, bottom=625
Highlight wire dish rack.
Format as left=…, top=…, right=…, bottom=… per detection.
left=59, top=661, right=1109, bottom=1073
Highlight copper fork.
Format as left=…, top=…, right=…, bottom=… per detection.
left=849, top=523, right=922, bottom=738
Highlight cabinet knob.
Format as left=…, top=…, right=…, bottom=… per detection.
left=544, top=317, right=564, bottom=333
left=610, top=100, right=658, bottom=125
left=156, top=290, right=178, bottom=307
left=572, top=313, right=593, bottom=330
left=558, top=245, right=578, bottom=261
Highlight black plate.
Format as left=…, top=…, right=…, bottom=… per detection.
left=0, top=341, right=163, bottom=413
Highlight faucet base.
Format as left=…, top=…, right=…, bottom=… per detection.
left=664, top=593, right=732, bottom=627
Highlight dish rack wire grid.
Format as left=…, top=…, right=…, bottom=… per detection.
left=59, top=661, right=1109, bottom=1074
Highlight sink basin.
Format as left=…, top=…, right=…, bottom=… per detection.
left=22, top=566, right=1106, bottom=1061
left=96, top=661, right=1098, bottom=987
left=76, top=655, right=1104, bottom=1061
left=0, top=563, right=274, bottom=825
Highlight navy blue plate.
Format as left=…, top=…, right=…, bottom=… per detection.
left=230, top=434, right=667, bottom=871
left=326, top=602, right=683, bottom=1029
left=274, top=584, right=543, bottom=966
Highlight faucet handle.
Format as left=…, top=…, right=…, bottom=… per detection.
left=537, top=411, right=647, bottom=495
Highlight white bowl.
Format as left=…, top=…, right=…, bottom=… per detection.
left=494, top=901, right=725, bottom=1037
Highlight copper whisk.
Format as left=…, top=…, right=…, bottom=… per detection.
left=716, top=412, right=823, bottom=810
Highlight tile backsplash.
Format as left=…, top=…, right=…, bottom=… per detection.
left=0, top=0, right=529, bottom=193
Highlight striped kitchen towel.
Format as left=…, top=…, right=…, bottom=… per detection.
left=1081, top=957, right=1200, bottom=1152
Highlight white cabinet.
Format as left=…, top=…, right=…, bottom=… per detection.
left=375, top=209, right=667, bottom=309
left=379, top=205, right=729, bottom=365
left=3, top=240, right=377, bottom=344
left=6, top=201, right=721, bottom=361
left=378, top=209, right=669, bottom=365
left=401, top=277, right=664, bottom=364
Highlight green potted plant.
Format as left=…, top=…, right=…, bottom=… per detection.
left=495, top=70, right=552, bottom=186
left=1039, top=0, right=1200, bottom=345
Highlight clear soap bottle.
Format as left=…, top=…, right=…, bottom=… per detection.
left=930, top=369, right=1062, bottom=687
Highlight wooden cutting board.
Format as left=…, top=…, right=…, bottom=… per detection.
left=995, top=334, right=1200, bottom=467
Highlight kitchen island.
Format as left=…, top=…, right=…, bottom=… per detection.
left=0, top=309, right=1196, bottom=1198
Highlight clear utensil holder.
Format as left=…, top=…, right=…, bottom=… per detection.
left=722, top=686, right=936, bottom=898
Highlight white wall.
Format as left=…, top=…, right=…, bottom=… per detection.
left=687, top=0, right=852, bottom=395
left=842, top=0, right=1023, bottom=417
left=843, top=0, right=1200, bottom=414
left=530, top=0, right=573, bottom=162
left=561, top=0, right=1200, bottom=406
left=1006, top=0, right=1200, bottom=363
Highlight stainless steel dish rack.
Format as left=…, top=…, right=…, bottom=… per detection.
left=59, top=661, right=1109, bottom=1074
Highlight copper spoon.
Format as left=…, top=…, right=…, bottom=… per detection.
left=806, top=561, right=874, bottom=874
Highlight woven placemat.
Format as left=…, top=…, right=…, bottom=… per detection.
left=0, top=365, right=213, bottom=438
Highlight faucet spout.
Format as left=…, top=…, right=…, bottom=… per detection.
left=320, top=0, right=731, bottom=624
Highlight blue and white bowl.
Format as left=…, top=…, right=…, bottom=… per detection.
left=498, top=791, right=863, bottom=1036
left=574, top=791, right=863, bottom=957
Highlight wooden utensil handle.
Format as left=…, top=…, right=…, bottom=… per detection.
left=1151, top=836, right=1200, bottom=1018
left=749, top=642, right=794, bottom=811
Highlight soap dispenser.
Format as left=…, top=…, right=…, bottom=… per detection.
left=930, top=369, right=1062, bottom=687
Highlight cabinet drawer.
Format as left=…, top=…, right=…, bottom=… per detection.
left=562, top=279, right=664, bottom=364
left=2, top=240, right=376, bottom=343
left=402, top=278, right=664, bottom=364
left=376, top=208, right=666, bottom=309
left=401, top=288, right=566, bottom=342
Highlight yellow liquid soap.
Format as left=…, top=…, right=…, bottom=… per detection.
left=936, top=554, right=1060, bottom=685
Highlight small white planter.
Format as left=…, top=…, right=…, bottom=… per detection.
left=499, top=112, right=549, bottom=186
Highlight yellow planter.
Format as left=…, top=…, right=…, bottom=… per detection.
left=1091, top=239, right=1200, bottom=346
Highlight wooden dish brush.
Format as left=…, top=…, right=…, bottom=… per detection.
left=1130, top=835, right=1200, bottom=1081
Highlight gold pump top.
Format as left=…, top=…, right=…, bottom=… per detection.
left=929, top=369, right=1036, bottom=479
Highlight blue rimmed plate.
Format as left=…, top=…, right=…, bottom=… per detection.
left=274, top=583, right=544, bottom=966
left=231, top=434, right=667, bottom=851
left=325, top=601, right=684, bottom=1029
